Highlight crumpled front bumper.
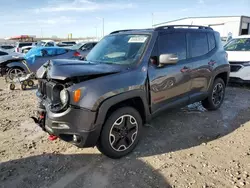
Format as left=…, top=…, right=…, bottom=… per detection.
left=34, top=100, right=101, bottom=148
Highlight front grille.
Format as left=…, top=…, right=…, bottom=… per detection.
left=230, top=65, right=242, bottom=72
left=38, top=80, right=63, bottom=103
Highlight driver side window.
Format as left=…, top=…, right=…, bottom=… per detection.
left=158, top=33, right=187, bottom=61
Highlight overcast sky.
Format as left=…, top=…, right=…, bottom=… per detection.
left=1, top=0, right=249, bottom=38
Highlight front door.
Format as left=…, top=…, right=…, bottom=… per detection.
left=148, top=32, right=193, bottom=114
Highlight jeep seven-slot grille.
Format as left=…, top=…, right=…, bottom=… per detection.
left=38, top=80, right=62, bottom=103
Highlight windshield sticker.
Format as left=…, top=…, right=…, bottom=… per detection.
left=128, top=36, right=147, bottom=43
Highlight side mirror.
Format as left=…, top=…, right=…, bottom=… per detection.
left=159, top=54, right=178, bottom=66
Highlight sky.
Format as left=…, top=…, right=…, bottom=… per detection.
left=1, top=0, right=249, bottom=38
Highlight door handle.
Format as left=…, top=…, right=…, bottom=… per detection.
left=180, top=66, right=190, bottom=73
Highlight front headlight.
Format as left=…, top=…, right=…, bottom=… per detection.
left=60, top=89, right=69, bottom=105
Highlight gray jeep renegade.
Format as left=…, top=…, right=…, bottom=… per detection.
left=34, top=25, right=230, bottom=158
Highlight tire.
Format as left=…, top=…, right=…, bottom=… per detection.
left=28, top=80, right=34, bottom=87
left=20, top=83, right=27, bottom=90
left=202, top=78, right=225, bottom=110
left=9, top=83, right=15, bottom=90
left=97, top=107, right=143, bottom=159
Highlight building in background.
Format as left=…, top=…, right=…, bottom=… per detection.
left=153, top=16, right=250, bottom=39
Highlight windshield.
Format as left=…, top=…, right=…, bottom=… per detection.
left=224, top=38, right=250, bottom=51
left=70, top=43, right=84, bottom=50
left=86, top=34, right=149, bottom=65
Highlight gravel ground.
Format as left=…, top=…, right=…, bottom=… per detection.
left=0, top=77, right=250, bottom=188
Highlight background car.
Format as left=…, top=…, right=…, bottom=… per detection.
left=70, top=42, right=97, bottom=58
left=14, top=42, right=34, bottom=53
left=224, top=35, right=250, bottom=83
left=0, top=50, right=24, bottom=76
left=6, top=47, right=81, bottom=74
left=21, top=42, right=37, bottom=54
left=57, top=41, right=76, bottom=47
left=0, top=45, right=15, bottom=53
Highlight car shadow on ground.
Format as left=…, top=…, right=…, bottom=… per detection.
left=0, top=153, right=171, bottom=188
left=133, top=86, right=250, bottom=158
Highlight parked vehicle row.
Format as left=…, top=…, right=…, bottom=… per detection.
left=33, top=25, right=230, bottom=159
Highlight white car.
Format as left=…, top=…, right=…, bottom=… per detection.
left=20, top=40, right=57, bottom=54
left=225, top=35, right=250, bottom=83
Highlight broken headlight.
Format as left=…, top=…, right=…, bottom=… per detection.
left=60, top=89, right=69, bottom=105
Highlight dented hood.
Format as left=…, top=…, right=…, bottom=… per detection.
left=36, top=59, right=126, bottom=80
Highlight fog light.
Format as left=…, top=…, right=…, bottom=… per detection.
left=58, top=124, right=69, bottom=129
left=73, top=135, right=81, bottom=143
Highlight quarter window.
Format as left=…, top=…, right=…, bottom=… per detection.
left=158, top=33, right=187, bottom=60
left=207, top=33, right=216, bottom=51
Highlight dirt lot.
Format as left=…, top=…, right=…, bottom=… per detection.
left=0, top=78, right=250, bottom=188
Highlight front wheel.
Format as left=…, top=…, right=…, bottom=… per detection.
left=97, top=107, right=142, bottom=159
left=202, top=78, right=225, bottom=110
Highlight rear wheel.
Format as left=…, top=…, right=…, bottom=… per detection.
left=202, top=78, right=225, bottom=110
left=97, top=107, right=142, bottom=159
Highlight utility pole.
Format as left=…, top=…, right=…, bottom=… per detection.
left=41, top=28, right=43, bottom=38
left=94, top=26, right=97, bottom=40
left=102, top=18, right=104, bottom=37
left=152, top=13, right=154, bottom=27
left=96, top=17, right=105, bottom=38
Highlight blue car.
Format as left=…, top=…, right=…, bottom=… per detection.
left=4, top=47, right=81, bottom=75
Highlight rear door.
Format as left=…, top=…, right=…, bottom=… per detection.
left=187, top=32, right=214, bottom=103
left=148, top=32, right=193, bottom=114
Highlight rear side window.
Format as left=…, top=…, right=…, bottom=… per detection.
left=207, top=33, right=216, bottom=51
left=189, top=32, right=209, bottom=58
left=0, top=51, right=8, bottom=56
left=56, top=48, right=68, bottom=55
left=158, top=33, right=187, bottom=60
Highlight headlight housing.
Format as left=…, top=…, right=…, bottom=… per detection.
left=60, top=89, right=69, bottom=105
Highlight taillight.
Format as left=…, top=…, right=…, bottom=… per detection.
left=16, top=48, right=19, bottom=52
left=74, top=51, right=80, bottom=57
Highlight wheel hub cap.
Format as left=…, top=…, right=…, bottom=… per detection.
left=109, top=115, right=138, bottom=152
left=212, top=83, right=224, bottom=106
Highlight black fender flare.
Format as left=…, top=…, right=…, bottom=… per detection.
left=95, top=90, right=151, bottom=126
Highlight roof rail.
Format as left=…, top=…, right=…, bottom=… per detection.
left=110, top=28, right=153, bottom=34
left=154, top=25, right=213, bottom=31
left=110, top=29, right=136, bottom=34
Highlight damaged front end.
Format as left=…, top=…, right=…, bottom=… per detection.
left=32, top=59, right=123, bottom=145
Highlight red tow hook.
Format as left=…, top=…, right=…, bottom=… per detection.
left=48, top=135, right=58, bottom=141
